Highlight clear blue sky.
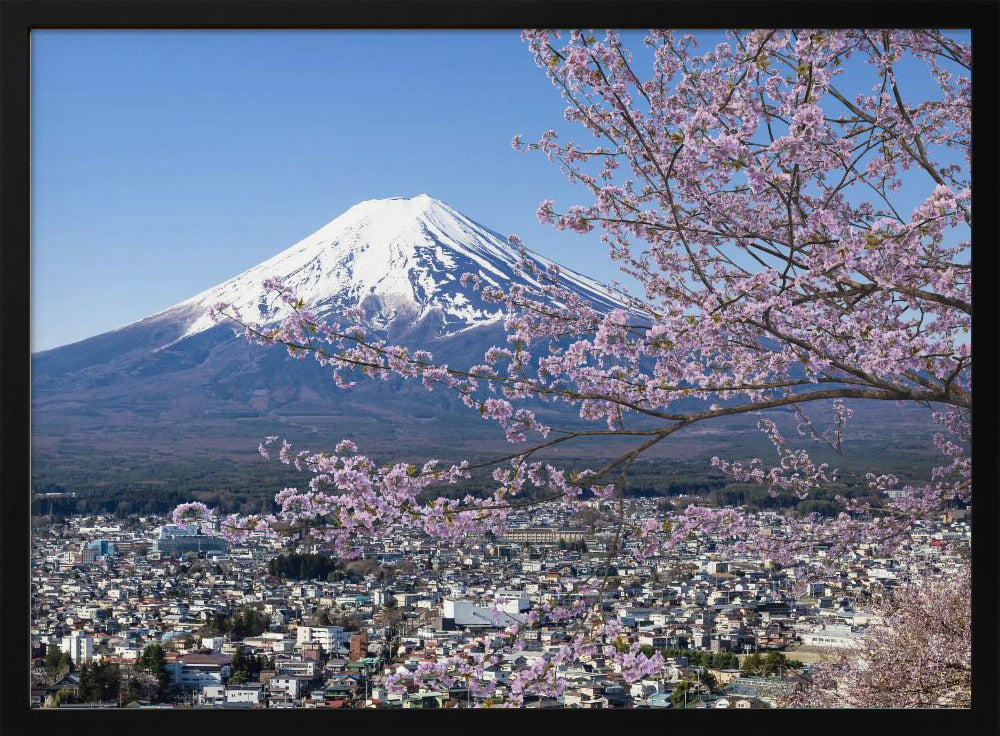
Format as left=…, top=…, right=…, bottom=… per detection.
left=31, top=30, right=616, bottom=351
left=31, top=29, right=967, bottom=352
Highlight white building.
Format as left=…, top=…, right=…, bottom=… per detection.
left=113, top=643, right=141, bottom=661
left=295, top=625, right=349, bottom=654
left=630, top=678, right=667, bottom=699
left=173, top=664, right=227, bottom=690
left=800, top=624, right=862, bottom=649
left=225, top=683, right=263, bottom=707
left=495, top=589, right=531, bottom=613
left=61, top=631, right=93, bottom=665
left=275, top=660, right=318, bottom=679
left=169, top=653, right=231, bottom=690
left=441, top=593, right=528, bottom=630
left=268, top=676, right=304, bottom=700
left=153, top=524, right=230, bottom=557
left=200, top=636, right=225, bottom=652
left=201, top=684, right=226, bottom=706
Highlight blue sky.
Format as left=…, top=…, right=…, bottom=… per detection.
left=32, top=29, right=633, bottom=351
left=31, top=29, right=968, bottom=352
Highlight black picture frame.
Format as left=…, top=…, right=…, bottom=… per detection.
left=3, top=2, right=998, bottom=735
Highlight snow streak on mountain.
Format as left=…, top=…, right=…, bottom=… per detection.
left=155, top=194, right=623, bottom=344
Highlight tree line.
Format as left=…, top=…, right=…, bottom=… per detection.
left=199, top=607, right=270, bottom=639
left=49, top=644, right=170, bottom=706
left=267, top=552, right=339, bottom=581
left=637, top=646, right=741, bottom=670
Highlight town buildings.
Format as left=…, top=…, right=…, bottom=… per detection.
left=30, top=500, right=970, bottom=709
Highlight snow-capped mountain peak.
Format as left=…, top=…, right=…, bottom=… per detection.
left=169, top=195, right=622, bottom=340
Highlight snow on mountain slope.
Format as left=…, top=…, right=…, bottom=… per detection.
left=160, top=194, right=624, bottom=343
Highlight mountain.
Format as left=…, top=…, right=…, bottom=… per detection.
left=31, top=195, right=941, bottom=498
left=30, top=195, right=633, bottom=493
left=33, top=195, right=623, bottom=382
left=163, top=193, right=622, bottom=342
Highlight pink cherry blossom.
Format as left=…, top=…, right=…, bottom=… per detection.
left=172, top=28, right=971, bottom=706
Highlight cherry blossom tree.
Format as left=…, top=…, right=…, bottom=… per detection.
left=783, top=562, right=971, bottom=708
left=172, top=29, right=970, bottom=705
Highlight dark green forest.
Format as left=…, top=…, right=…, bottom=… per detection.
left=267, top=553, right=339, bottom=581
left=32, top=453, right=946, bottom=523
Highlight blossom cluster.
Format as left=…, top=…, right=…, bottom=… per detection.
left=171, top=28, right=970, bottom=704
left=784, top=562, right=971, bottom=707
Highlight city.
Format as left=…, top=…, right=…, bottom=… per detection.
left=30, top=497, right=971, bottom=709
